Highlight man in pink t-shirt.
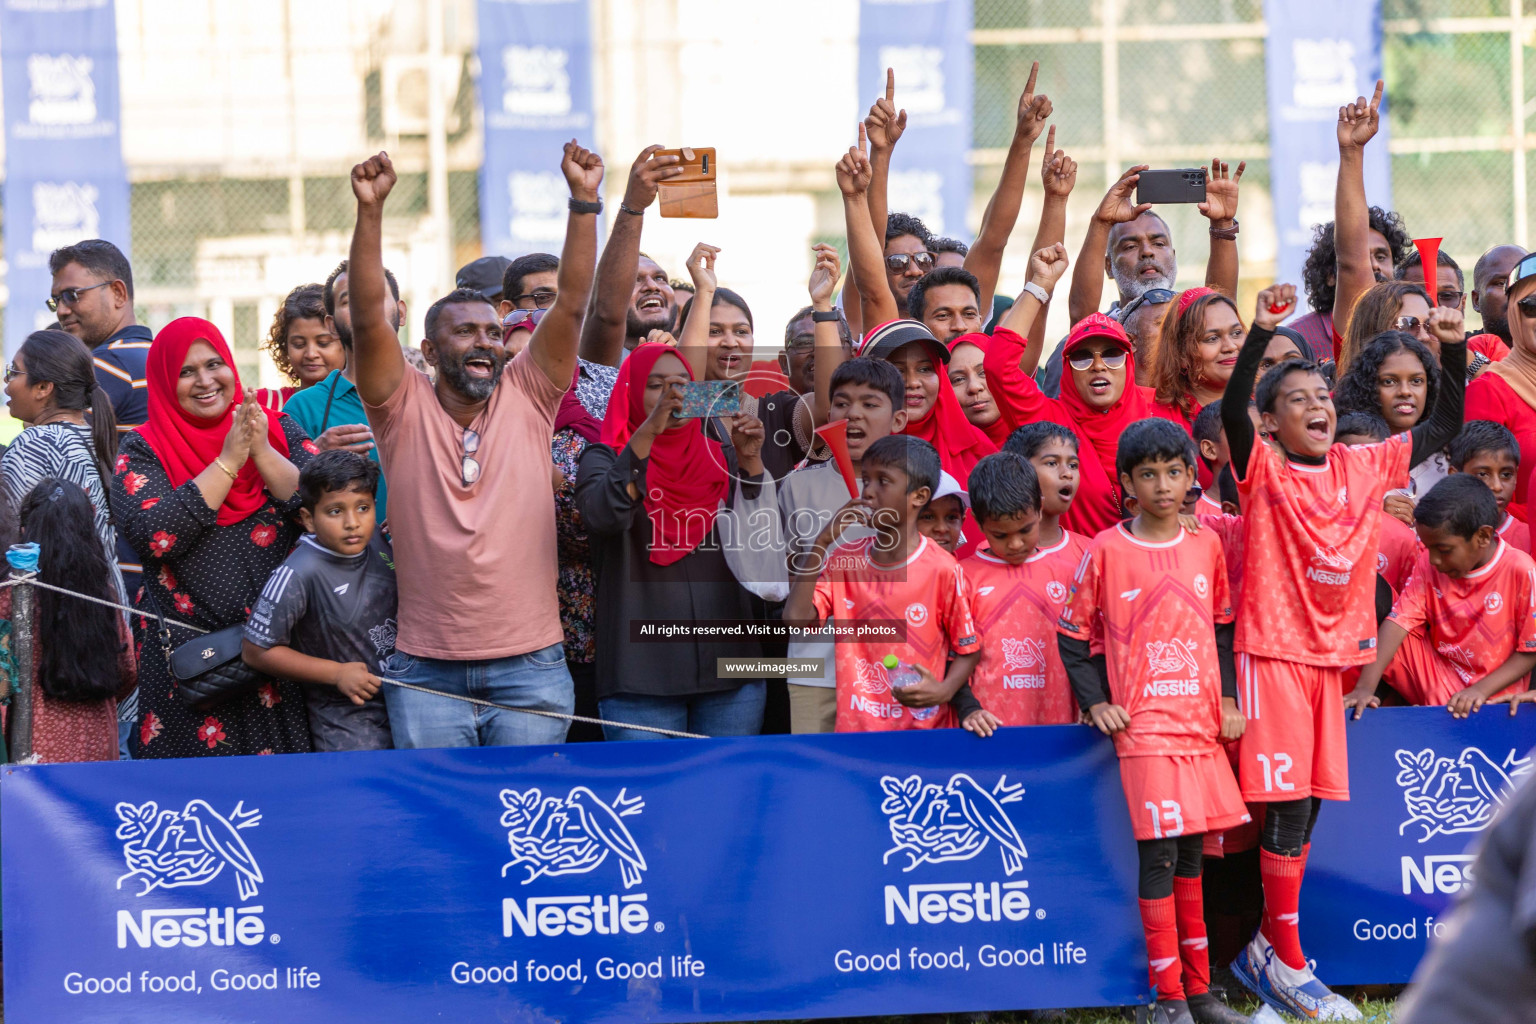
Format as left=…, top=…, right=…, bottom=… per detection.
left=346, top=143, right=604, bottom=747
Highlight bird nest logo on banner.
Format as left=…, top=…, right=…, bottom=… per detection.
left=879, top=773, right=1038, bottom=928
left=112, top=800, right=270, bottom=950
left=1395, top=746, right=1531, bottom=843
left=498, top=787, right=656, bottom=939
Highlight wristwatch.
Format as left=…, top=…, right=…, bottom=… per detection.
left=1020, top=281, right=1050, bottom=304
left=811, top=310, right=841, bottom=323
left=568, top=196, right=603, bottom=215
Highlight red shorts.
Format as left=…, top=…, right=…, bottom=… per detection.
left=1213, top=742, right=1262, bottom=855
left=1237, top=654, right=1349, bottom=802
left=1119, top=751, right=1250, bottom=842
left=1383, top=630, right=1530, bottom=707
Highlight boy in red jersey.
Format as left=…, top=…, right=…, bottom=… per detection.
left=1219, top=282, right=1466, bottom=1020
left=956, top=452, right=1079, bottom=731
left=1002, top=420, right=1092, bottom=574
left=785, top=435, right=980, bottom=732
left=1448, top=420, right=1529, bottom=554
left=1057, top=419, right=1250, bottom=1024
left=1333, top=412, right=1419, bottom=594
left=1345, top=475, right=1536, bottom=715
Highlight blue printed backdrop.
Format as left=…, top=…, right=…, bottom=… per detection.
left=1, top=0, right=130, bottom=357
left=1302, top=707, right=1534, bottom=982
left=1264, top=0, right=1391, bottom=313
left=858, top=0, right=972, bottom=240
left=2, top=728, right=1146, bottom=1022
left=476, top=0, right=594, bottom=261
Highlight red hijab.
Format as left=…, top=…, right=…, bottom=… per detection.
left=1057, top=314, right=1161, bottom=534
left=136, top=317, right=290, bottom=526
left=948, top=332, right=1012, bottom=447
left=599, top=344, right=730, bottom=566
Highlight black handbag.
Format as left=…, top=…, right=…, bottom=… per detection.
left=145, top=590, right=266, bottom=710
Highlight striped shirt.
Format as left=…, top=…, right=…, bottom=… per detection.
left=91, top=324, right=152, bottom=431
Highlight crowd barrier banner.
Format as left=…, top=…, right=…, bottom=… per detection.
left=2, top=727, right=1148, bottom=1022
left=1263, top=0, right=1391, bottom=312
left=476, top=0, right=595, bottom=260
left=0, top=0, right=130, bottom=358
left=1301, top=705, right=1534, bottom=982
left=858, top=0, right=972, bottom=239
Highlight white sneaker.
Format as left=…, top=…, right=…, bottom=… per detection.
left=1230, top=931, right=1362, bottom=1021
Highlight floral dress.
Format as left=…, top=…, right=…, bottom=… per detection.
left=552, top=428, right=595, bottom=664
left=111, top=416, right=318, bottom=757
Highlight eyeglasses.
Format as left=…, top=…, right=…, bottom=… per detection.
left=1067, top=348, right=1130, bottom=371
left=884, top=252, right=935, bottom=274
left=1436, top=291, right=1464, bottom=307
left=1186, top=485, right=1204, bottom=504
left=461, top=428, right=481, bottom=487
left=512, top=289, right=557, bottom=309
left=45, top=280, right=112, bottom=312
left=3, top=364, right=24, bottom=383
left=502, top=307, right=550, bottom=331
left=1393, top=315, right=1424, bottom=332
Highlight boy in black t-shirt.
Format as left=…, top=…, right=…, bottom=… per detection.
left=243, top=450, right=397, bottom=751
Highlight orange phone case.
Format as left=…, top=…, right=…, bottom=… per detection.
left=658, top=147, right=718, bottom=219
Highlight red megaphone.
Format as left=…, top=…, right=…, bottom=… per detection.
left=1414, top=237, right=1442, bottom=300
left=816, top=419, right=860, bottom=499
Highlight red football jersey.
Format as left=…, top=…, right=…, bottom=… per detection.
left=1388, top=540, right=1536, bottom=684
left=960, top=533, right=1084, bottom=726
left=1057, top=524, right=1234, bottom=758
left=814, top=536, right=980, bottom=732
left=1236, top=434, right=1412, bottom=666
left=1499, top=513, right=1530, bottom=556
left=1377, top=513, right=1420, bottom=593
left=1197, top=510, right=1245, bottom=603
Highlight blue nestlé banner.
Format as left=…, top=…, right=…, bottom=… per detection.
left=0, top=0, right=130, bottom=357
left=858, top=0, right=972, bottom=239
left=1263, top=0, right=1391, bottom=312
left=476, top=0, right=594, bottom=260
left=1302, top=706, right=1535, bottom=982
left=3, top=728, right=1148, bottom=1022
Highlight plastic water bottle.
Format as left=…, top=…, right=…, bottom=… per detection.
left=883, top=654, right=937, bottom=721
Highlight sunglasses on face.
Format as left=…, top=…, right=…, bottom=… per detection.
left=502, top=307, right=550, bottom=331
left=45, top=280, right=112, bottom=312
left=1393, top=316, right=1424, bottom=332
left=1517, top=294, right=1536, bottom=318
left=1067, top=348, right=1130, bottom=371
left=4, top=364, right=24, bottom=383
left=1436, top=290, right=1464, bottom=307
left=884, top=252, right=935, bottom=274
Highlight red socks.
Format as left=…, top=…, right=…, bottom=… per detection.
left=1174, top=875, right=1210, bottom=997
left=1259, top=848, right=1308, bottom=969
left=1140, top=895, right=1184, bottom=1001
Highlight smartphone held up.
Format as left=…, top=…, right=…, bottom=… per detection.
left=658, top=147, right=718, bottom=218
left=1135, top=167, right=1207, bottom=205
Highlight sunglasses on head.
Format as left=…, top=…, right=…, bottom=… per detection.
left=502, top=307, right=549, bottom=331
left=884, top=252, right=935, bottom=274
left=1067, top=347, right=1130, bottom=371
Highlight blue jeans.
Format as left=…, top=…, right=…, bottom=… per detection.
left=381, top=643, right=573, bottom=748
left=599, top=682, right=766, bottom=741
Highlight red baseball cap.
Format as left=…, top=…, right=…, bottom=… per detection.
left=1062, top=312, right=1133, bottom=355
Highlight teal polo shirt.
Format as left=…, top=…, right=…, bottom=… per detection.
left=284, top=370, right=389, bottom=521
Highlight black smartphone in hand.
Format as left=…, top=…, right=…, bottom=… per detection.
left=1136, top=167, right=1207, bottom=205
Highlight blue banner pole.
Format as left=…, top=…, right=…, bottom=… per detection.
left=1, top=0, right=130, bottom=357
left=858, top=0, right=973, bottom=239
left=1263, top=0, right=1391, bottom=314
left=476, top=0, right=596, bottom=262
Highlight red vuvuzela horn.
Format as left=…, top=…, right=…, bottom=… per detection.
left=816, top=419, right=859, bottom=499
left=1414, top=237, right=1442, bottom=300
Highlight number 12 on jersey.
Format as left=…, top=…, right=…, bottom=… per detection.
left=1256, top=752, right=1295, bottom=792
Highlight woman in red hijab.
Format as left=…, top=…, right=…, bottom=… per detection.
left=947, top=332, right=1011, bottom=447
left=576, top=343, right=776, bottom=739
left=980, top=244, right=1184, bottom=533
left=860, top=319, right=998, bottom=484
left=112, top=317, right=318, bottom=759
